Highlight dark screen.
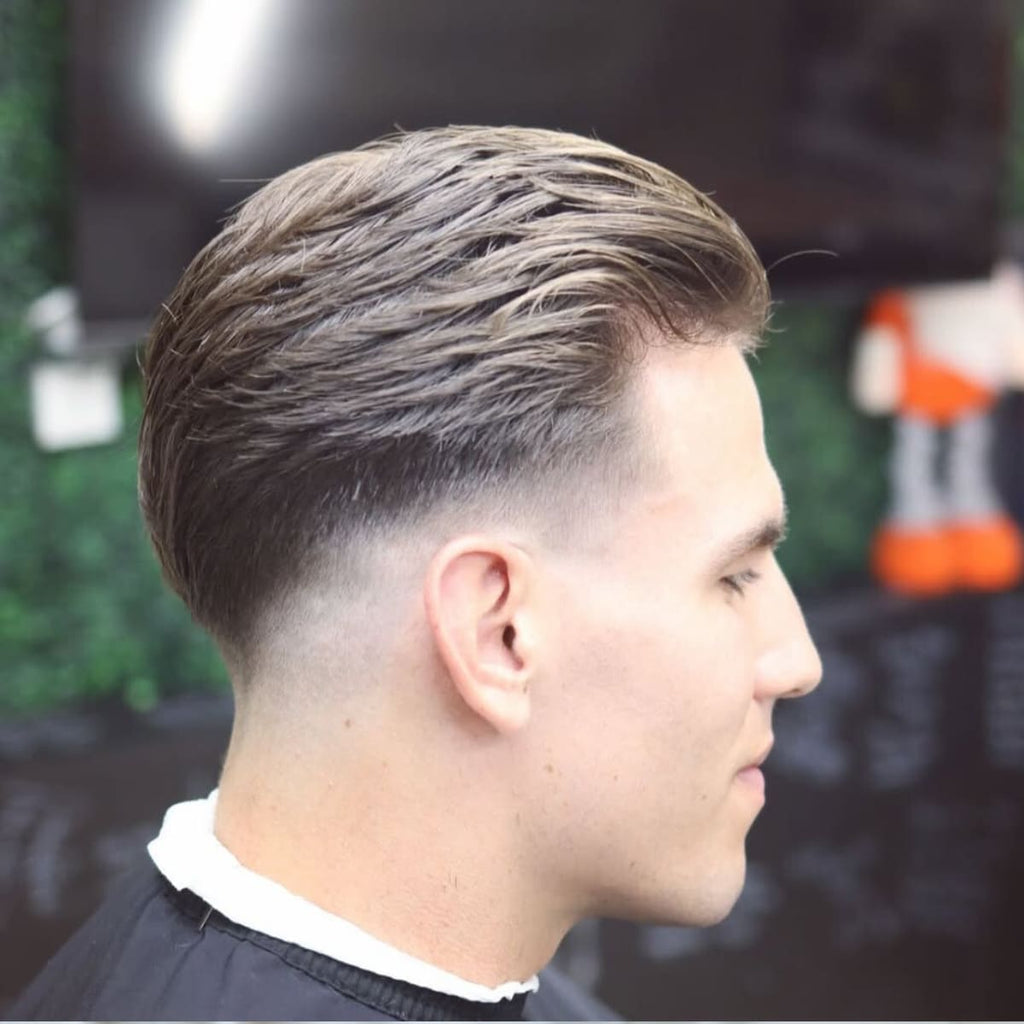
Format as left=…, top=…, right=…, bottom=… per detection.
left=72, top=0, right=1009, bottom=330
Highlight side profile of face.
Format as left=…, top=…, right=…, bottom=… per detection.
left=516, top=338, right=823, bottom=927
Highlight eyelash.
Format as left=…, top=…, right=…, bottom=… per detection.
left=721, top=568, right=762, bottom=597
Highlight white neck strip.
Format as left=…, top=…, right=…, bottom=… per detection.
left=147, top=790, right=538, bottom=1004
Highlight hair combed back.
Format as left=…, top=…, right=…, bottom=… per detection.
left=139, top=126, right=768, bottom=651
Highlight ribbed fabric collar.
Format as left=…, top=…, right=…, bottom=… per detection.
left=147, top=790, right=538, bottom=1006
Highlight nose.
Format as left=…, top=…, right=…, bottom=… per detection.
left=754, top=561, right=823, bottom=701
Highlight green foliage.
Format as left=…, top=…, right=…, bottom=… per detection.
left=0, top=0, right=67, bottom=293
left=753, top=302, right=890, bottom=593
left=0, top=354, right=229, bottom=715
left=0, top=0, right=227, bottom=716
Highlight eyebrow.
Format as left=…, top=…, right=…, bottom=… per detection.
left=709, top=509, right=789, bottom=574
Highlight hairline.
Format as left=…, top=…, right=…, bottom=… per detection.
left=234, top=327, right=759, bottom=681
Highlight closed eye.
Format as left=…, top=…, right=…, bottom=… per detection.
left=709, top=510, right=788, bottom=584
left=721, top=568, right=762, bottom=597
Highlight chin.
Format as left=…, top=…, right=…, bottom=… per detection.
left=687, top=850, right=749, bottom=925
left=681, top=884, right=745, bottom=927
left=656, top=879, right=746, bottom=928
left=602, top=850, right=749, bottom=928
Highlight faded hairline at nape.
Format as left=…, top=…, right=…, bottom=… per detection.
left=227, top=325, right=759, bottom=695
left=226, top=394, right=653, bottom=693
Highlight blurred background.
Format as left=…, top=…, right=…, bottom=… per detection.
left=2, top=0, right=1024, bottom=1017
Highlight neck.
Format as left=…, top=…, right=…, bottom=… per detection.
left=214, top=714, right=572, bottom=987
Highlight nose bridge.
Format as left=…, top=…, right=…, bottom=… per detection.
left=756, top=561, right=823, bottom=700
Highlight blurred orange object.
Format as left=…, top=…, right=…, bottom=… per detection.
left=851, top=268, right=1024, bottom=597
left=949, top=516, right=1024, bottom=591
left=871, top=524, right=957, bottom=597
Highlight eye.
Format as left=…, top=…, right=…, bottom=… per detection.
left=721, top=568, right=762, bottom=597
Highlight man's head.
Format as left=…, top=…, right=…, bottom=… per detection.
left=139, top=126, right=768, bottom=657
left=138, top=126, right=820, bottom=939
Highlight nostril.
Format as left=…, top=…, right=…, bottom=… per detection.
left=793, top=641, right=824, bottom=697
left=756, top=636, right=823, bottom=699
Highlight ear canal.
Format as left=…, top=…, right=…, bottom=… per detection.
left=502, top=624, right=516, bottom=649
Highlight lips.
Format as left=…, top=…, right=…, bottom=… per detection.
left=735, top=737, right=773, bottom=800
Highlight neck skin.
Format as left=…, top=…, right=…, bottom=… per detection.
left=214, top=682, right=572, bottom=988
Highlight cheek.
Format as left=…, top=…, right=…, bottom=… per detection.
left=637, top=598, right=756, bottom=770
left=530, top=580, right=760, bottom=905
left=545, top=575, right=754, bottom=783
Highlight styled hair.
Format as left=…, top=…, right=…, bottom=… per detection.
left=138, top=126, right=768, bottom=655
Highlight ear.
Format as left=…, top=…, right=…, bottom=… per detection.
left=423, top=536, right=536, bottom=734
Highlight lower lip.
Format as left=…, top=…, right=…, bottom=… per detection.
left=736, top=766, right=765, bottom=799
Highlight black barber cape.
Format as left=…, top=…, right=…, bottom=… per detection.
left=8, top=859, right=618, bottom=1021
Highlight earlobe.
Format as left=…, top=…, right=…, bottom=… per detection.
left=423, top=537, right=535, bottom=734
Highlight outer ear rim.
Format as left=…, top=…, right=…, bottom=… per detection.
left=422, top=535, right=534, bottom=735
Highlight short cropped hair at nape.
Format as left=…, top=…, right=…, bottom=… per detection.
left=138, top=125, right=768, bottom=657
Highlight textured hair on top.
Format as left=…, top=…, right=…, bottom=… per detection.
left=138, top=125, right=769, bottom=656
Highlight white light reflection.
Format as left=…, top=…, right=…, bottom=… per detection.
left=163, top=0, right=277, bottom=155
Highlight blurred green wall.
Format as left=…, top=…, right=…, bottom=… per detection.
left=1, top=0, right=226, bottom=713
left=3, top=1, right=1011, bottom=714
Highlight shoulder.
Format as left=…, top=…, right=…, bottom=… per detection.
left=7, top=860, right=391, bottom=1020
